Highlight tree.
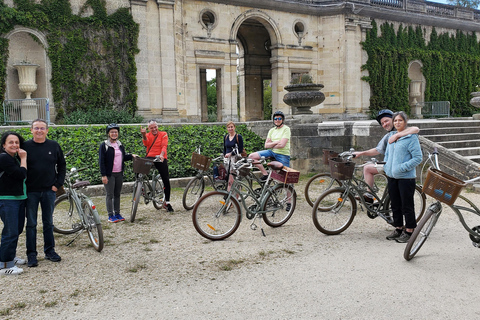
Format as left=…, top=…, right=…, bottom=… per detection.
left=447, top=0, right=480, bottom=9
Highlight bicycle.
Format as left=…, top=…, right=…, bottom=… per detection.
left=312, top=150, right=426, bottom=235
left=182, top=147, right=227, bottom=210
left=404, top=148, right=480, bottom=260
left=130, top=157, right=165, bottom=223
left=53, top=166, right=104, bottom=252
left=192, top=157, right=298, bottom=240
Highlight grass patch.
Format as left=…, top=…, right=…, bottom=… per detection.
left=0, top=308, right=11, bottom=316
left=128, top=263, right=147, bottom=273
left=218, top=259, right=244, bottom=271
left=45, top=301, right=57, bottom=308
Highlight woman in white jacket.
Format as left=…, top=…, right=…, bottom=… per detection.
left=383, top=111, right=422, bottom=243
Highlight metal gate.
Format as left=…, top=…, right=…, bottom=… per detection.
left=2, top=98, right=50, bottom=124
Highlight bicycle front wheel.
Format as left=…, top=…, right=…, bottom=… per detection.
left=130, top=181, right=143, bottom=223
left=53, top=194, right=82, bottom=235
left=182, top=176, right=205, bottom=210
left=404, top=204, right=441, bottom=261
left=82, top=199, right=104, bottom=252
left=152, top=174, right=165, bottom=210
left=192, top=191, right=241, bottom=241
left=304, top=173, right=341, bottom=207
left=262, top=184, right=297, bottom=227
left=312, top=187, right=356, bottom=235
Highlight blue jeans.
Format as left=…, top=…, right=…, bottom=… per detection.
left=0, top=199, right=25, bottom=268
left=26, top=190, right=56, bottom=256
left=257, top=150, right=291, bottom=167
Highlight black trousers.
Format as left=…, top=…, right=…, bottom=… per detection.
left=387, top=177, right=417, bottom=229
left=153, top=159, right=171, bottom=202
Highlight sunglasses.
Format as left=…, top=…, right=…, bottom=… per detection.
left=273, top=117, right=283, bottom=121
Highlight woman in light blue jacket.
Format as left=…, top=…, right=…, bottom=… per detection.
left=383, top=111, right=422, bottom=243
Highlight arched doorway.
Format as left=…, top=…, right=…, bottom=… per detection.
left=232, top=11, right=280, bottom=121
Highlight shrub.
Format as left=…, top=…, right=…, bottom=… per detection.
left=61, top=108, right=144, bottom=124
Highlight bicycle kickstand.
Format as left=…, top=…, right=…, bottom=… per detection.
left=250, top=214, right=266, bottom=237
left=65, top=229, right=85, bottom=246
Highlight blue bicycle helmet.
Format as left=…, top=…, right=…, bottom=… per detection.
left=376, top=109, right=394, bottom=125
left=106, top=123, right=120, bottom=134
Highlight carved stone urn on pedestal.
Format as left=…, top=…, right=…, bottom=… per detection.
left=283, top=83, right=325, bottom=115
left=469, top=92, right=480, bottom=120
left=13, top=62, right=40, bottom=120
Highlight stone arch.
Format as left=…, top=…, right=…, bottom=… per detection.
left=4, top=26, right=54, bottom=120
left=230, top=10, right=282, bottom=121
left=408, top=60, right=425, bottom=117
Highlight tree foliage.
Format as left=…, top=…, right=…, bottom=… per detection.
left=447, top=0, right=480, bottom=9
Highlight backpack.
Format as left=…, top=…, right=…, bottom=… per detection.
left=225, top=134, right=247, bottom=157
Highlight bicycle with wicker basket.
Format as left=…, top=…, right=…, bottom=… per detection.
left=404, top=148, right=480, bottom=260
left=312, top=150, right=426, bottom=235
left=130, top=156, right=164, bottom=222
left=192, top=157, right=298, bottom=240
left=182, top=146, right=228, bottom=210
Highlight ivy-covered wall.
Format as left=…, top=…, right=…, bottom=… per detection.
left=0, top=0, right=139, bottom=119
left=362, top=20, right=480, bottom=117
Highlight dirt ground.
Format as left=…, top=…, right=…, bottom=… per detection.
left=1, top=177, right=480, bottom=319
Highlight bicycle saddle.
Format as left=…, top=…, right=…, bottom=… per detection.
left=73, top=180, right=90, bottom=189
left=267, top=161, right=284, bottom=170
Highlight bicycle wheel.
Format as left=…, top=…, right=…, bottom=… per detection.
left=404, top=205, right=441, bottom=261
left=304, top=173, right=341, bottom=207
left=312, top=187, right=357, bottom=235
left=192, top=191, right=241, bottom=241
left=384, top=185, right=426, bottom=223
left=182, top=176, right=205, bottom=210
left=152, top=174, right=165, bottom=210
left=53, top=194, right=82, bottom=235
left=262, top=184, right=297, bottom=227
left=130, top=181, right=143, bottom=223
left=82, top=199, right=104, bottom=252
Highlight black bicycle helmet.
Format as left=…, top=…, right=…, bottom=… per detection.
left=106, top=123, right=120, bottom=134
left=376, top=109, right=393, bottom=125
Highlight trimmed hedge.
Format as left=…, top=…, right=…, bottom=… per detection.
left=5, top=124, right=265, bottom=185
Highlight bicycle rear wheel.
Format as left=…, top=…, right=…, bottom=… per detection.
left=312, top=187, right=357, bottom=235
left=262, top=184, right=296, bottom=227
left=82, top=199, right=104, bottom=252
left=192, top=191, right=241, bottom=241
left=130, top=181, right=143, bottom=223
left=404, top=203, right=441, bottom=261
left=182, top=176, right=205, bottom=210
left=152, top=174, right=165, bottom=210
left=53, top=194, right=82, bottom=235
left=304, top=173, right=341, bottom=207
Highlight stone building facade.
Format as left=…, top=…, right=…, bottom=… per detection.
left=3, top=0, right=480, bottom=123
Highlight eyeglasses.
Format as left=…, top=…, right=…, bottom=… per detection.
left=273, top=117, right=283, bottom=121
left=33, top=127, right=47, bottom=131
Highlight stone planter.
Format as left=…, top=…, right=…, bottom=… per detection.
left=283, top=83, right=325, bottom=115
left=469, top=92, right=480, bottom=120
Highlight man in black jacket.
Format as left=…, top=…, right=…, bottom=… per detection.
left=23, top=119, right=66, bottom=267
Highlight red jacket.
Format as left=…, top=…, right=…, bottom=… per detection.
left=143, top=131, right=168, bottom=159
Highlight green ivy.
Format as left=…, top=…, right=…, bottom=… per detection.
left=6, top=124, right=265, bottom=185
left=0, top=0, right=139, bottom=118
left=362, top=20, right=480, bottom=117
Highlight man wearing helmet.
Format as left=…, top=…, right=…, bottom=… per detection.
left=249, top=111, right=291, bottom=180
left=353, top=109, right=419, bottom=202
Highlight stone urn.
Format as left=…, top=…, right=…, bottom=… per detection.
left=13, top=63, right=39, bottom=120
left=469, top=92, right=480, bottom=120
left=283, top=83, right=325, bottom=115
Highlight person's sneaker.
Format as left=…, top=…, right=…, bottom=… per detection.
left=45, top=251, right=61, bottom=262
left=363, top=193, right=374, bottom=203
left=108, top=215, right=119, bottom=223
left=386, top=228, right=403, bottom=240
left=163, top=202, right=174, bottom=212
left=14, top=257, right=26, bottom=265
left=395, top=231, right=412, bottom=243
left=286, top=203, right=291, bottom=212
left=115, top=214, right=125, bottom=222
left=0, top=265, right=23, bottom=275
left=260, top=175, right=269, bottom=181
left=27, top=254, right=38, bottom=268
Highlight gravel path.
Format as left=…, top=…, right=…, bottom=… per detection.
left=1, top=178, right=480, bottom=319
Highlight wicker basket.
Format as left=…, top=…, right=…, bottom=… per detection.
left=133, top=157, right=154, bottom=174
left=329, top=157, right=355, bottom=181
left=422, top=168, right=466, bottom=206
left=323, top=149, right=339, bottom=165
left=191, top=153, right=212, bottom=171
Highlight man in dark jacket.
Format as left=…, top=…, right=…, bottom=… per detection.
left=23, top=119, right=66, bottom=267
